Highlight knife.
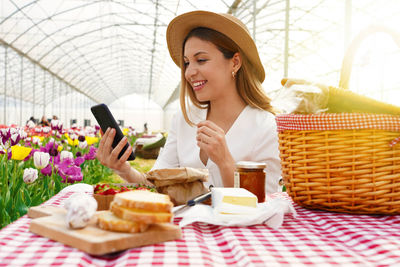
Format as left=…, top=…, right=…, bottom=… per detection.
left=173, top=185, right=213, bottom=216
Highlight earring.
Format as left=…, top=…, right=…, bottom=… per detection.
left=232, top=71, right=236, bottom=78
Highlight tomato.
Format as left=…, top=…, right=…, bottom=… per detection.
left=94, top=183, right=156, bottom=195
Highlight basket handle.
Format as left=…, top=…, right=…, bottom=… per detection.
left=339, top=25, right=400, bottom=90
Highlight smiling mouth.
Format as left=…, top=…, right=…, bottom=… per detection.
left=192, top=81, right=206, bottom=91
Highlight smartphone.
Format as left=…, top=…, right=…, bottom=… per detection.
left=90, top=103, right=135, bottom=161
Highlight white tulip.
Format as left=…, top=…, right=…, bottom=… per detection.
left=10, top=133, right=19, bottom=144
left=33, top=151, right=50, bottom=170
left=60, top=151, right=74, bottom=161
left=51, top=119, right=59, bottom=128
left=18, top=129, right=27, bottom=140
left=23, top=168, right=38, bottom=183
left=42, top=127, right=51, bottom=133
left=70, top=133, right=78, bottom=140
left=9, top=127, right=18, bottom=136
left=27, top=120, right=35, bottom=128
left=32, top=136, right=41, bottom=144
left=78, top=140, right=88, bottom=149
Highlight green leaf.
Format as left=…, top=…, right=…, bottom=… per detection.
left=12, top=176, right=24, bottom=198
left=5, top=190, right=12, bottom=215
left=54, top=176, right=62, bottom=195
left=24, top=188, right=31, bottom=206
left=15, top=191, right=28, bottom=217
left=31, top=193, right=43, bottom=206
left=0, top=209, right=11, bottom=229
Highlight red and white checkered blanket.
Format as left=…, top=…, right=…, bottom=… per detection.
left=1, top=191, right=400, bottom=266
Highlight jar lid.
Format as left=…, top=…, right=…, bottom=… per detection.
left=236, top=161, right=266, bottom=169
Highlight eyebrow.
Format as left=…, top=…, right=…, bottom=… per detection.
left=184, top=51, right=208, bottom=59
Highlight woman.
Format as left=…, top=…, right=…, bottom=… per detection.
left=40, top=115, right=50, bottom=127
left=96, top=11, right=281, bottom=193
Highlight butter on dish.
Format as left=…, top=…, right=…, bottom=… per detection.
left=211, top=187, right=258, bottom=215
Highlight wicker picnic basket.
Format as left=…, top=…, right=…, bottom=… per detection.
left=277, top=26, right=400, bottom=215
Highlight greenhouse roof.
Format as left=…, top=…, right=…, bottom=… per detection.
left=1, top=0, right=400, bottom=110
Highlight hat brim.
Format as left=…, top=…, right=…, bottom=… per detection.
left=166, top=10, right=265, bottom=82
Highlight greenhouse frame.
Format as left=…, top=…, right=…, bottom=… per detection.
left=1, top=0, right=399, bottom=130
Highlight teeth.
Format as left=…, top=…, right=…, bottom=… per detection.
left=193, top=81, right=204, bottom=87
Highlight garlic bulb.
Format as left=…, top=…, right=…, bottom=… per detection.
left=64, top=193, right=98, bottom=229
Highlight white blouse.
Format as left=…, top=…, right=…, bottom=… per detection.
left=152, top=105, right=282, bottom=194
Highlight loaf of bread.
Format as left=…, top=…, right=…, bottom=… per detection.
left=113, top=190, right=173, bottom=212
left=110, top=202, right=172, bottom=224
left=97, top=190, right=174, bottom=233
left=97, top=210, right=149, bottom=233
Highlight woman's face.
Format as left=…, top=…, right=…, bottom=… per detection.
left=183, top=37, right=234, bottom=102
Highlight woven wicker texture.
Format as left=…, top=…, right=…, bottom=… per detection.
left=279, top=128, right=400, bottom=214
left=278, top=26, right=400, bottom=214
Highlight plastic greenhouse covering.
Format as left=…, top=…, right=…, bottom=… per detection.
left=1, top=0, right=400, bottom=131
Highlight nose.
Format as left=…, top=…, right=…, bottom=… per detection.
left=185, top=63, right=197, bottom=81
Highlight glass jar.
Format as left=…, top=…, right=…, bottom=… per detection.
left=234, top=161, right=267, bottom=203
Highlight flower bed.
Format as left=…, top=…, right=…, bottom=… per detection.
left=0, top=123, right=144, bottom=229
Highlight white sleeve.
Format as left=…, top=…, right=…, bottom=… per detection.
left=251, top=113, right=282, bottom=194
left=151, top=112, right=180, bottom=170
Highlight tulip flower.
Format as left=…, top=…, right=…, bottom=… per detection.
left=24, top=148, right=37, bottom=161
left=51, top=119, right=59, bottom=130
left=41, top=141, right=59, bottom=157
left=33, top=151, right=50, bottom=170
left=58, top=158, right=83, bottom=183
left=11, top=145, right=32, bottom=161
left=85, top=136, right=99, bottom=145
left=74, top=156, right=85, bottom=166
left=23, top=168, right=38, bottom=183
left=10, top=133, right=20, bottom=146
left=0, top=128, right=10, bottom=143
left=78, top=135, right=85, bottom=142
left=18, top=128, right=27, bottom=140
left=84, top=146, right=97, bottom=160
left=78, top=140, right=88, bottom=149
left=32, top=136, right=41, bottom=145
left=27, top=120, right=36, bottom=128
left=41, top=164, right=53, bottom=176
left=42, top=127, right=51, bottom=133
left=60, top=151, right=74, bottom=162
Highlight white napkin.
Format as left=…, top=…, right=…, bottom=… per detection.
left=173, top=197, right=296, bottom=229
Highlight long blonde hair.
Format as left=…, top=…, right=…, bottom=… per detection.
left=180, top=27, right=274, bottom=126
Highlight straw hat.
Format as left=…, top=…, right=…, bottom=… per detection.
left=166, top=10, right=265, bottom=82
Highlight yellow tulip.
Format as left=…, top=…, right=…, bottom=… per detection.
left=11, top=145, right=32, bottom=161
left=57, top=145, right=63, bottom=152
left=67, top=137, right=79, bottom=146
left=85, top=136, right=99, bottom=145
left=123, top=128, right=129, bottom=135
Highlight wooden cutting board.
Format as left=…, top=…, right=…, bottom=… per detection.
left=28, top=206, right=181, bottom=255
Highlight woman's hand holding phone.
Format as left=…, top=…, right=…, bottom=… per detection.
left=96, top=127, right=133, bottom=176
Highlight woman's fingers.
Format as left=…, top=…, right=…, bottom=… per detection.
left=197, top=120, right=221, bottom=132
left=103, top=128, right=116, bottom=153
left=98, top=127, right=110, bottom=151
left=119, top=145, right=133, bottom=162
left=110, top=136, right=128, bottom=159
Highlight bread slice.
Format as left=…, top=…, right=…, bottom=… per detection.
left=110, top=202, right=172, bottom=224
left=96, top=211, right=149, bottom=233
left=113, top=190, right=173, bottom=213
